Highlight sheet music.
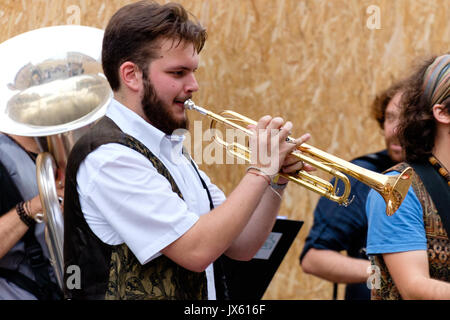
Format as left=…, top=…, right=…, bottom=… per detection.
left=253, top=232, right=282, bottom=260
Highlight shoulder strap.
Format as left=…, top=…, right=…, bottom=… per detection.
left=354, top=150, right=394, bottom=171
left=23, top=226, right=63, bottom=300
left=182, top=148, right=214, bottom=210
left=409, top=162, right=450, bottom=237
left=120, top=133, right=185, bottom=200
left=0, top=267, right=42, bottom=299
left=72, top=117, right=186, bottom=200
left=182, top=148, right=231, bottom=300
left=0, top=160, right=23, bottom=215
left=0, top=134, right=38, bottom=201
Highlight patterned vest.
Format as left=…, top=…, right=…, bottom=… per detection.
left=370, top=162, right=450, bottom=300
left=63, top=117, right=207, bottom=300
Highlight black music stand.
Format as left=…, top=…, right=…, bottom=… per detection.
left=219, top=218, right=303, bottom=300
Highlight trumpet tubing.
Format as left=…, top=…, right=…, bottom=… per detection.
left=184, top=99, right=412, bottom=215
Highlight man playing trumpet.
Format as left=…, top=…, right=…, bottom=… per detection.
left=63, top=0, right=310, bottom=300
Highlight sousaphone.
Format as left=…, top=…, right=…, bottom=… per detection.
left=0, top=25, right=112, bottom=289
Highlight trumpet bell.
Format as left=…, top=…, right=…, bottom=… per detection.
left=382, top=167, right=413, bottom=216
left=184, top=99, right=412, bottom=215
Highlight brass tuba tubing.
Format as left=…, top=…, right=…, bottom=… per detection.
left=36, top=153, right=65, bottom=289
left=184, top=99, right=412, bottom=215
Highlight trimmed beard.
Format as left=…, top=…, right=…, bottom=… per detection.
left=141, top=75, right=189, bottom=135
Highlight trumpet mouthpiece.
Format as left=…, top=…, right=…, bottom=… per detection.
left=183, top=99, right=208, bottom=115
left=184, top=99, right=195, bottom=110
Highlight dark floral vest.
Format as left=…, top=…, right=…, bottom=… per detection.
left=370, top=162, right=449, bottom=300
left=63, top=116, right=207, bottom=299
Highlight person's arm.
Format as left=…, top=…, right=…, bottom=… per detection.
left=161, top=171, right=269, bottom=272
left=223, top=178, right=283, bottom=260
left=161, top=116, right=304, bottom=271
left=383, top=250, right=450, bottom=299
left=365, top=173, right=447, bottom=299
left=0, top=136, right=64, bottom=259
left=300, top=172, right=372, bottom=284
left=224, top=137, right=310, bottom=260
left=301, top=248, right=370, bottom=283
left=0, top=196, right=42, bottom=259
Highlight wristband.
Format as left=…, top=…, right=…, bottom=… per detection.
left=270, top=174, right=288, bottom=189
left=16, top=201, right=35, bottom=228
left=270, top=180, right=288, bottom=190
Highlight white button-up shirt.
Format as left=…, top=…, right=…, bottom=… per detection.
left=77, top=99, right=226, bottom=299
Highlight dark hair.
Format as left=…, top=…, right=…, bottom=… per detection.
left=102, top=0, right=207, bottom=91
left=371, top=80, right=406, bottom=129
left=398, top=55, right=450, bottom=162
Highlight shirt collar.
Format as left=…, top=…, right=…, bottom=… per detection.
left=106, top=99, right=186, bottom=159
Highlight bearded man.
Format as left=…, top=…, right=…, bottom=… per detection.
left=63, top=0, right=309, bottom=300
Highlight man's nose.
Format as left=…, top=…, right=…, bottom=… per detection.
left=185, top=73, right=199, bottom=93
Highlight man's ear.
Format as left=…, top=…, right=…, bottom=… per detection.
left=432, top=104, right=450, bottom=124
left=118, top=61, right=142, bottom=92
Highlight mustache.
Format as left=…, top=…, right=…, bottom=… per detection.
left=175, top=95, right=192, bottom=103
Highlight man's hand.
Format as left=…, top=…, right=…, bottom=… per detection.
left=248, top=116, right=310, bottom=178
left=276, top=133, right=313, bottom=185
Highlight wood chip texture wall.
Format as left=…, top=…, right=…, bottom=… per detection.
left=1, top=0, right=448, bottom=299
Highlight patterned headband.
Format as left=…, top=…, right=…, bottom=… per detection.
left=422, top=54, right=450, bottom=106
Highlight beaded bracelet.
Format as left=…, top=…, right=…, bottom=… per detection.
left=247, top=169, right=271, bottom=185
left=246, top=165, right=274, bottom=178
left=247, top=166, right=290, bottom=187
left=16, top=201, right=35, bottom=228
left=246, top=166, right=290, bottom=200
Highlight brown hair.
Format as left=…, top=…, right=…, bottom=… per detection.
left=102, top=0, right=207, bottom=91
left=371, top=80, right=406, bottom=129
left=398, top=55, right=450, bottom=162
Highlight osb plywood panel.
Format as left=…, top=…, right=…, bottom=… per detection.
left=1, top=0, right=449, bottom=300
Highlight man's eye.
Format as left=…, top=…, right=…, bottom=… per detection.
left=170, top=71, right=184, bottom=76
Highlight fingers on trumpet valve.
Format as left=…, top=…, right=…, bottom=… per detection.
left=254, top=115, right=272, bottom=131
left=252, top=115, right=314, bottom=173
left=278, top=120, right=293, bottom=140
left=283, top=133, right=315, bottom=173
left=287, top=132, right=311, bottom=145
left=266, top=116, right=285, bottom=131
left=281, top=160, right=304, bottom=174
left=255, top=116, right=289, bottom=132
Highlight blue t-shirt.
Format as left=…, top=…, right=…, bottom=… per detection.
left=300, top=150, right=396, bottom=300
left=366, top=171, right=427, bottom=255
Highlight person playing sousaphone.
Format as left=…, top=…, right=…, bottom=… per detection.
left=0, top=24, right=109, bottom=300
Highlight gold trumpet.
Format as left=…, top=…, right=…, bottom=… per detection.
left=184, top=99, right=412, bottom=216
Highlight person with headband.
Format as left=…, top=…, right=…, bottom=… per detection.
left=366, top=54, right=450, bottom=300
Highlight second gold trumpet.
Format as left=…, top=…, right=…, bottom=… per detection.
left=184, top=99, right=412, bottom=216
